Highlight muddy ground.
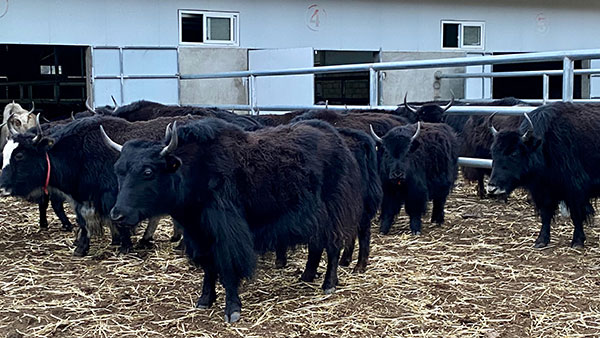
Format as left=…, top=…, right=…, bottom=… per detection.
left=0, top=178, right=599, bottom=338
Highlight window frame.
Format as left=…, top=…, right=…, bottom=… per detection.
left=441, top=20, right=485, bottom=50
left=178, top=9, right=239, bottom=46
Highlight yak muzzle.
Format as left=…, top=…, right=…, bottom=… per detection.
left=110, top=207, right=125, bottom=222
left=486, top=184, right=506, bottom=195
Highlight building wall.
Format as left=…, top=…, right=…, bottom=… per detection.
left=1, top=0, right=598, bottom=52
left=179, top=48, right=248, bottom=105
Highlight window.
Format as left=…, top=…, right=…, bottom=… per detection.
left=441, top=21, right=484, bottom=50
left=179, top=10, right=239, bottom=46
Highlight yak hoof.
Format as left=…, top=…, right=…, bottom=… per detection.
left=225, top=311, right=241, bottom=324
left=275, top=259, right=287, bottom=269
left=39, top=222, right=49, bottom=230
left=110, top=238, right=120, bottom=246
left=570, top=242, right=585, bottom=250
left=118, top=246, right=132, bottom=255
left=323, top=287, right=336, bottom=295
left=533, top=240, right=549, bottom=249
left=338, top=256, right=351, bottom=267
left=136, top=239, right=154, bottom=249
left=61, top=223, right=74, bottom=232
left=170, top=234, right=182, bottom=243
left=73, top=247, right=88, bottom=257
left=352, top=264, right=367, bottom=274
left=411, top=230, right=422, bottom=236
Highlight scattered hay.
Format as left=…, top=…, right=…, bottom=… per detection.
left=0, top=178, right=599, bottom=337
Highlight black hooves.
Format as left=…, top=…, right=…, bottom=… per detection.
left=225, top=311, right=241, bottom=323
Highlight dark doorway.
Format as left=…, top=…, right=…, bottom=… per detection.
left=0, top=44, right=88, bottom=120
left=314, top=51, right=379, bottom=105
left=492, top=55, right=582, bottom=100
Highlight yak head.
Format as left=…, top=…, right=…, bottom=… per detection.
left=487, top=112, right=542, bottom=196
left=370, top=121, right=421, bottom=184
left=404, top=94, right=453, bottom=123
left=2, top=101, right=36, bottom=135
left=101, top=122, right=184, bottom=226
left=0, top=114, right=54, bottom=199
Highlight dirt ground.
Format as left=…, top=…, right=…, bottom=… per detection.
left=0, top=177, right=599, bottom=338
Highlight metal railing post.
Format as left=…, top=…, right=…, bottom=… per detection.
left=249, top=75, right=257, bottom=115
left=369, top=68, right=378, bottom=108
left=562, top=56, right=574, bottom=102
left=543, top=73, right=550, bottom=104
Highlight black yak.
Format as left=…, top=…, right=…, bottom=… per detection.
left=0, top=115, right=198, bottom=256
left=106, top=118, right=363, bottom=323
left=370, top=122, right=459, bottom=235
left=487, top=102, right=600, bottom=248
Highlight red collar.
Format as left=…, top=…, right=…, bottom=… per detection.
left=43, top=153, right=51, bottom=195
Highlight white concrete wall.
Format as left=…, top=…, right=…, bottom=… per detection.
left=0, top=0, right=599, bottom=52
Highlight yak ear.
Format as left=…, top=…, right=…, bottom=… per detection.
left=524, top=135, right=541, bottom=151
left=37, top=137, right=56, bottom=151
left=164, top=155, right=182, bottom=173
left=409, top=139, right=420, bottom=153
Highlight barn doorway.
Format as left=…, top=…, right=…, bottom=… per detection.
left=0, top=44, right=88, bottom=120
left=314, top=51, right=379, bottom=105
left=492, top=55, right=583, bottom=100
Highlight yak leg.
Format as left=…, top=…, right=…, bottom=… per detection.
left=534, top=201, right=558, bottom=248
left=477, top=173, right=486, bottom=198
left=405, top=193, right=427, bottom=235
left=38, top=193, right=49, bottom=230
left=50, top=195, right=73, bottom=231
left=339, top=236, right=355, bottom=267
left=196, top=259, right=218, bottom=309
left=137, top=217, right=160, bottom=249
left=115, top=224, right=133, bottom=254
left=73, top=210, right=90, bottom=257
left=223, top=281, right=242, bottom=324
left=569, top=202, right=590, bottom=248
left=170, top=218, right=183, bottom=242
left=379, top=186, right=403, bottom=235
left=322, top=245, right=341, bottom=294
left=353, top=216, right=371, bottom=273
left=300, top=246, right=323, bottom=283
left=275, top=245, right=288, bottom=269
left=430, top=195, right=448, bottom=225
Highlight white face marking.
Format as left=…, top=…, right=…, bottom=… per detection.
left=2, top=139, right=19, bottom=169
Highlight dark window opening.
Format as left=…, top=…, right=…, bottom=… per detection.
left=314, top=51, right=379, bottom=106
left=0, top=44, right=87, bottom=120
left=181, top=13, right=204, bottom=43
left=442, top=23, right=459, bottom=48
left=492, top=56, right=582, bottom=100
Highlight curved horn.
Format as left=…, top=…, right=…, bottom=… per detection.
left=71, top=111, right=75, bottom=121
left=404, top=93, right=419, bottom=114
left=488, top=112, right=499, bottom=136
left=99, top=125, right=123, bottom=152
left=5, top=113, right=18, bottom=136
left=369, top=124, right=383, bottom=144
left=441, top=95, right=454, bottom=112
left=111, top=95, right=120, bottom=110
left=410, top=121, right=421, bottom=142
left=160, top=121, right=178, bottom=156
left=164, top=122, right=172, bottom=140
left=32, top=114, right=43, bottom=143
left=522, top=112, right=534, bottom=140
left=325, top=100, right=329, bottom=109
left=28, top=101, right=35, bottom=114
left=85, top=98, right=96, bottom=114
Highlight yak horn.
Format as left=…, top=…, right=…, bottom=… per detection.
left=488, top=112, right=499, bottom=136
left=441, top=95, right=454, bottom=112
left=522, top=112, right=534, bottom=140
left=160, top=121, right=178, bottom=156
left=85, top=99, right=96, bottom=114
left=28, top=101, right=35, bottom=114
left=411, top=121, right=421, bottom=142
left=71, top=111, right=75, bottom=121
left=99, top=125, right=123, bottom=152
left=164, top=122, right=172, bottom=140
left=32, top=114, right=43, bottom=143
left=111, top=95, right=119, bottom=109
left=369, top=124, right=383, bottom=144
left=404, top=93, right=419, bottom=114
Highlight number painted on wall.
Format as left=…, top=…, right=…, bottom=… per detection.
left=306, top=4, right=327, bottom=31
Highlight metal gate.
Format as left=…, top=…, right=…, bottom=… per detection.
left=91, top=46, right=179, bottom=108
